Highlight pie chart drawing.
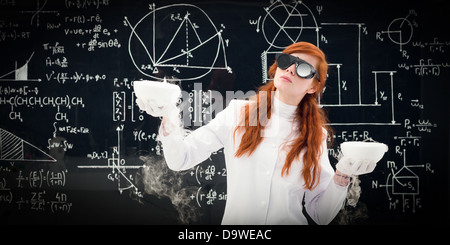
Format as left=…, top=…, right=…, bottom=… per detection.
left=126, top=4, right=231, bottom=82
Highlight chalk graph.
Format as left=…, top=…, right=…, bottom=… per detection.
left=77, top=125, right=143, bottom=196
left=20, top=0, right=59, bottom=27
left=253, top=1, right=406, bottom=126
left=0, top=52, right=41, bottom=82
left=0, top=128, right=56, bottom=162
left=125, top=3, right=231, bottom=82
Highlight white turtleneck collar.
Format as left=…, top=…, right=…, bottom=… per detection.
left=272, top=95, right=298, bottom=121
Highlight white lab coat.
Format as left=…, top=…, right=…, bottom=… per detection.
left=158, top=97, right=347, bottom=225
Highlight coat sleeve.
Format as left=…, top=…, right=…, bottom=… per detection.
left=157, top=100, right=242, bottom=171
left=304, top=135, right=348, bottom=225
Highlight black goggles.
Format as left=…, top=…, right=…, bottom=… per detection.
left=275, top=53, right=320, bottom=81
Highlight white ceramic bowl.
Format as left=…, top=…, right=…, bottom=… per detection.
left=340, top=141, right=388, bottom=163
left=133, top=80, right=181, bottom=103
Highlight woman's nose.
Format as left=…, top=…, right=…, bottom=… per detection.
left=286, top=64, right=296, bottom=76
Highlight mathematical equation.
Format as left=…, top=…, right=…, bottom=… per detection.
left=0, top=165, right=72, bottom=213
left=398, top=59, right=450, bottom=76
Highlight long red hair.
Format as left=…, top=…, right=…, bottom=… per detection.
left=234, top=42, right=332, bottom=190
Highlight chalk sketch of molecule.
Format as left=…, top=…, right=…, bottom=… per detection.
left=125, top=3, right=231, bottom=82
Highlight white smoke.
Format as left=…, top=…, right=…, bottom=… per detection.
left=332, top=176, right=370, bottom=224
left=346, top=176, right=362, bottom=207
left=332, top=150, right=368, bottom=224
left=135, top=154, right=198, bottom=224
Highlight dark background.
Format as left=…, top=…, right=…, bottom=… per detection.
left=0, top=0, right=448, bottom=225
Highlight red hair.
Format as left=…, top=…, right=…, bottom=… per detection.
left=234, top=42, right=332, bottom=190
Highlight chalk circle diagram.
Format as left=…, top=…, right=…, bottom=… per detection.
left=126, top=4, right=231, bottom=82
left=261, top=0, right=318, bottom=49
left=386, top=17, right=414, bottom=47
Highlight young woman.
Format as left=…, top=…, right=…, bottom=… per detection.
left=138, top=42, right=373, bottom=224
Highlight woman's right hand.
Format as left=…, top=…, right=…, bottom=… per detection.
left=136, top=98, right=174, bottom=118
left=335, top=156, right=377, bottom=176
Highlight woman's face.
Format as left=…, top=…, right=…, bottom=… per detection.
left=273, top=52, right=319, bottom=106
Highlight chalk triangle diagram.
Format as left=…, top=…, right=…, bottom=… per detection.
left=392, top=166, right=419, bottom=195
left=156, top=14, right=226, bottom=69
left=0, top=128, right=56, bottom=162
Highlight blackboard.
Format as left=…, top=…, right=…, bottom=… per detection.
left=0, top=0, right=449, bottom=225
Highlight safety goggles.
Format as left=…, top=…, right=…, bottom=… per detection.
left=275, top=53, right=320, bottom=81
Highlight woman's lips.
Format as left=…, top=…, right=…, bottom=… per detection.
left=280, top=75, right=292, bottom=83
